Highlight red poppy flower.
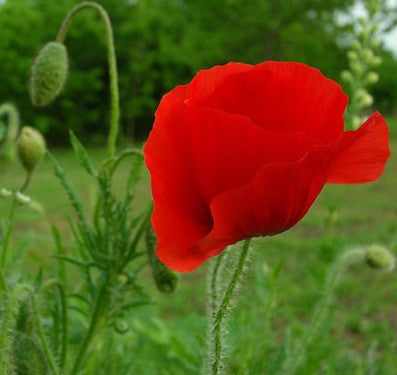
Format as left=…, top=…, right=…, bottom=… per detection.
left=144, top=61, right=390, bottom=272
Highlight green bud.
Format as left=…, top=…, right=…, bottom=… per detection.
left=351, top=41, right=361, bottom=51
left=366, top=72, right=379, bottom=84
left=145, top=225, right=179, bottom=293
left=30, top=42, right=68, bottom=107
left=350, top=61, right=363, bottom=76
left=347, top=50, right=358, bottom=62
left=365, top=244, right=395, bottom=271
left=356, top=89, right=373, bottom=107
left=341, top=70, right=353, bottom=83
left=371, top=39, right=381, bottom=49
left=370, top=55, right=382, bottom=67
left=352, top=115, right=362, bottom=130
left=362, top=49, right=375, bottom=63
left=17, top=127, right=46, bottom=172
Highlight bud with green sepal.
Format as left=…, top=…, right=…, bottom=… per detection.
left=30, top=42, right=68, bottom=107
left=365, top=244, right=395, bottom=271
left=17, top=127, right=46, bottom=173
left=145, top=225, right=178, bottom=293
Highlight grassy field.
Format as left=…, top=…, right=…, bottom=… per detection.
left=1, top=118, right=397, bottom=374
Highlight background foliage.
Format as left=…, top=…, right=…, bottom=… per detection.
left=1, top=0, right=397, bottom=143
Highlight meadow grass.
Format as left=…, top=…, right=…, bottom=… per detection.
left=1, top=119, right=396, bottom=374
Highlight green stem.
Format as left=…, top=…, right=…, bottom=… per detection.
left=56, top=1, right=120, bottom=158
left=70, top=276, right=110, bottom=375
left=280, top=247, right=367, bottom=375
left=19, top=171, right=32, bottom=193
left=0, top=102, right=20, bottom=141
left=0, top=195, right=17, bottom=269
left=42, top=279, right=68, bottom=372
left=208, top=239, right=251, bottom=375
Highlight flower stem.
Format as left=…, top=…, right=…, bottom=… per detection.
left=0, top=195, right=17, bottom=269
left=280, top=247, right=367, bottom=375
left=56, top=1, right=120, bottom=159
left=207, top=239, right=251, bottom=375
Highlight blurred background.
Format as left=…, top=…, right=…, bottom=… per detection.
left=1, top=0, right=397, bottom=144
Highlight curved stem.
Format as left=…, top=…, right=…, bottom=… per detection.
left=19, top=171, right=32, bottom=193
left=208, top=239, right=251, bottom=375
left=56, top=1, right=120, bottom=158
left=0, top=102, right=20, bottom=141
left=280, top=247, right=367, bottom=375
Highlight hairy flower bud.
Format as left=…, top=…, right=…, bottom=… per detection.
left=30, top=42, right=68, bottom=107
left=145, top=225, right=179, bottom=293
left=365, top=244, right=395, bottom=271
left=17, top=127, right=46, bottom=172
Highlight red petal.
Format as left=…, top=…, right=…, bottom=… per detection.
left=190, top=62, right=253, bottom=101
left=204, top=61, right=348, bottom=143
left=327, top=112, right=390, bottom=183
left=183, top=103, right=317, bottom=203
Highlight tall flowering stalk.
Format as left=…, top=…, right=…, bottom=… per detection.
left=342, top=0, right=383, bottom=129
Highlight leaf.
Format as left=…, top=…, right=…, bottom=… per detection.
left=69, top=131, right=96, bottom=177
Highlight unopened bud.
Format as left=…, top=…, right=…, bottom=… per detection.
left=362, top=49, right=375, bottom=63
left=351, top=61, right=363, bottom=76
left=366, top=72, right=379, bottom=84
left=365, top=244, right=395, bottom=271
left=347, top=50, right=358, bottom=62
left=17, top=127, right=46, bottom=172
left=351, top=41, right=361, bottom=51
left=30, top=42, right=68, bottom=107
left=371, top=39, right=381, bottom=49
left=145, top=225, right=179, bottom=293
left=370, top=56, right=382, bottom=67
left=352, top=115, right=362, bottom=130
left=341, top=70, right=353, bottom=83
left=356, top=89, right=373, bottom=107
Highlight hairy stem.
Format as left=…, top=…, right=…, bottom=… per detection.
left=56, top=1, right=120, bottom=158
left=0, top=284, right=60, bottom=375
left=280, top=247, right=367, bottom=375
left=207, top=239, right=251, bottom=375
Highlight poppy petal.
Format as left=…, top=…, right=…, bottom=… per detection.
left=190, top=62, right=253, bottom=101
left=204, top=61, right=348, bottom=143
left=183, top=103, right=318, bottom=202
left=327, top=112, right=390, bottom=183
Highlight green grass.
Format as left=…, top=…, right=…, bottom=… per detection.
left=1, top=122, right=397, bottom=374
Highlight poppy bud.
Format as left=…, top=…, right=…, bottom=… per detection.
left=365, top=244, right=395, bottom=271
left=30, top=42, right=68, bottom=107
left=17, top=127, right=46, bottom=172
left=145, top=225, right=179, bottom=293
